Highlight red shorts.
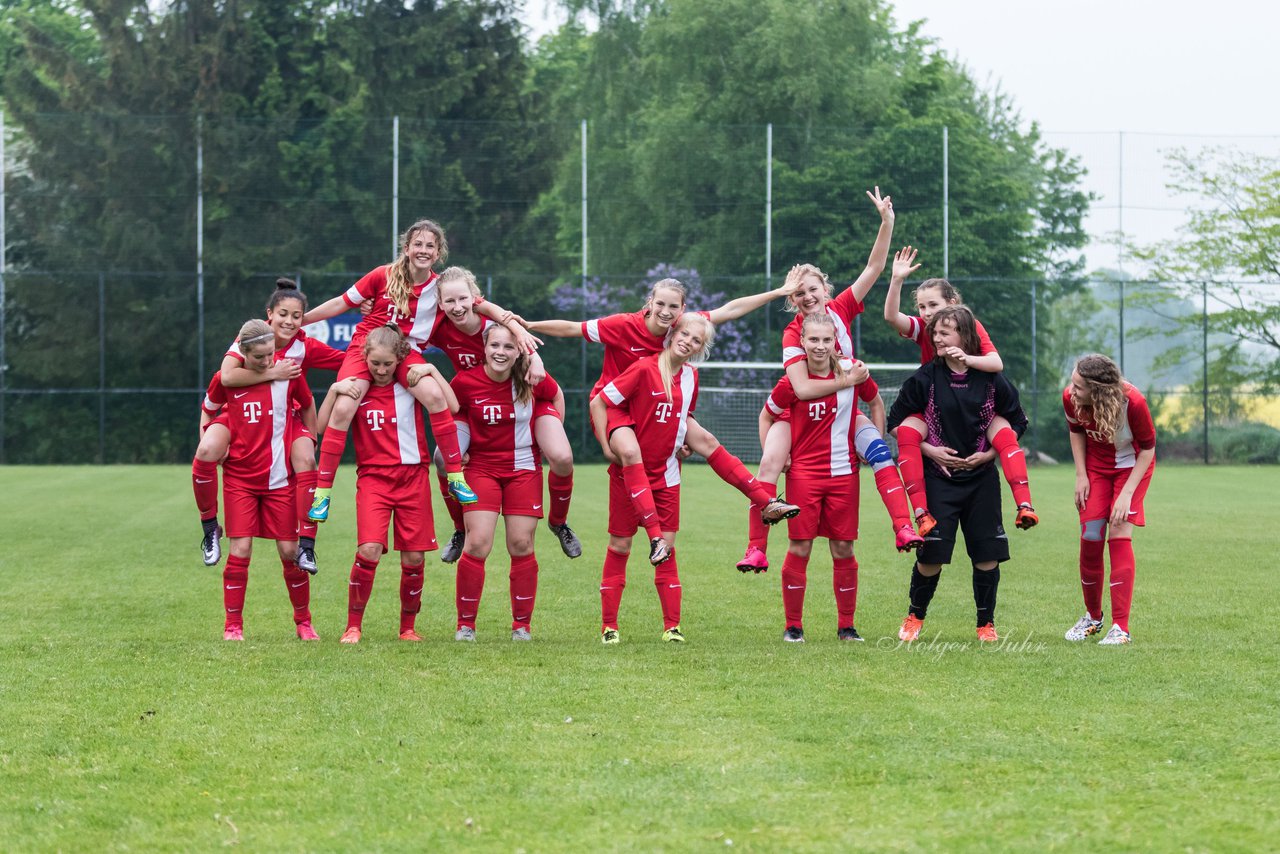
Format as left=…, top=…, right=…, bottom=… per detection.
left=288, top=411, right=314, bottom=447
left=1081, top=462, right=1154, bottom=527
left=772, top=407, right=792, bottom=424
left=607, top=466, right=680, bottom=537
left=463, top=467, right=544, bottom=517
left=784, top=471, right=859, bottom=541
left=337, top=346, right=425, bottom=385
left=356, top=464, right=438, bottom=551
left=224, top=480, right=295, bottom=540
left=604, top=407, right=636, bottom=436
left=535, top=401, right=561, bottom=421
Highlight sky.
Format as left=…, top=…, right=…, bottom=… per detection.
left=517, top=0, right=1280, bottom=272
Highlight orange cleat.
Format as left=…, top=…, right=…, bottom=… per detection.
left=1015, top=503, right=1039, bottom=530
left=898, top=614, right=924, bottom=642
left=914, top=510, right=937, bottom=538
left=340, top=626, right=361, bottom=644
left=976, top=623, right=999, bottom=643
left=398, top=629, right=423, bottom=642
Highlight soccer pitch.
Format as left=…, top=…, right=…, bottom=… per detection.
left=1, top=464, right=1277, bottom=850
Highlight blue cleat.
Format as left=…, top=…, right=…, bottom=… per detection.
left=447, top=479, right=479, bottom=506
left=307, top=494, right=330, bottom=523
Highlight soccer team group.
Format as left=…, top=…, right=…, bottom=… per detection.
left=192, top=189, right=1156, bottom=647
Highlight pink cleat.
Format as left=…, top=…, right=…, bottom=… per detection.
left=296, top=621, right=320, bottom=642
left=223, top=625, right=244, bottom=642
left=895, top=524, right=925, bottom=553
left=399, top=629, right=423, bottom=642
left=340, top=626, right=361, bottom=644
left=736, top=545, right=770, bottom=574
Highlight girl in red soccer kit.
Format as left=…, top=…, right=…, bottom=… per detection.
left=882, top=246, right=1037, bottom=535
left=738, top=188, right=896, bottom=573
left=1062, top=353, right=1156, bottom=646
left=300, top=219, right=537, bottom=523
left=448, top=324, right=564, bottom=641
left=193, top=279, right=343, bottom=573
left=217, top=320, right=320, bottom=641
left=426, top=267, right=582, bottom=563
left=314, top=326, right=442, bottom=644
left=759, top=313, right=923, bottom=643
left=589, top=313, right=800, bottom=644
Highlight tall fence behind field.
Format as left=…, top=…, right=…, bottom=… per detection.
left=2, top=114, right=1278, bottom=464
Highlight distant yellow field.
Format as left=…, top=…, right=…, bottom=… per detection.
left=1154, top=390, right=1280, bottom=430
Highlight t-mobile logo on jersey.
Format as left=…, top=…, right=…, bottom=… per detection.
left=483, top=404, right=505, bottom=425
left=242, top=401, right=263, bottom=423
left=458, top=353, right=478, bottom=368
left=654, top=401, right=673, bottom=423
left=365, top=409, right=386, bottom=431
left=808, top=401, right=828, bottom=421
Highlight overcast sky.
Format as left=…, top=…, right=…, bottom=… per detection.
left=518, top=0, right=1280, bottom=272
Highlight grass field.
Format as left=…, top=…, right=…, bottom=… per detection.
left=1, top=464, right=1278, bottom=851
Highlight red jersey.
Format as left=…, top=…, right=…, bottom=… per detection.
left=341, top=267, right=443, bottom=354
left=902, top=315, right=996, bottom=363
left=222, top=378, right=313, bottom=490
left=428, top=314, right=494, bottom=372
left=601, top=355, right=699, bottom=489
left=765, top=372, right=880, bottom=477
left=349, top=381, right=429, bottom=469
left=223, top=330, right=344, bottom=372
left=452, top=368, right=560, bottom=474
left=1063, top=383, right=1156, bottom=472
left=781, top=289, right=864, bottom=368
left=583, top=310, right=710, bottom=398
left=202, top=372, right=225, bottom=416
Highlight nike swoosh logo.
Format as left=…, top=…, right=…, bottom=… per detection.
left=886, top=486, right=902, bottom=494
left=1110, top=581, right=1124, bottom=587
left=838, top=586, right=857, bottom=592
left=556, top=497, right=569, bottom=501
left=196, top=479, right=212, bottom=484
left=651, top=390, right=666, bottom=396
left=532, top=504, right=542, bottom=510
left=409, top=588, right=422, bottom=596
left=630, top=490, right=646, bottom=498
left=599, top=586, right=612, bottom=590
left=306, top=488, right=315, bottom=495
left=291, top=581, right=307, bottom=588
left=516, top=595, right=533, bottom=600
left=320, top=471, right=333, bottom=477
left=1082, top=580, right=1097, bottom=585
left=668, top=584, right=681, bottom=589
left=473, top=398, right=490, bottom=404
left=630, top=346, right=647, bottom=352
left=234, top=392, right=248, bottom=399
left=461, top=597, right=479, bottom=602
left=446, top=344, right=464, bottom=349
left=786, top=585, right=804, bottom=590
left=359, top=401, right=371, bottom=407
left=225, top=585, right=243, bottom=590
left=348, top=582, right=361, bottom=587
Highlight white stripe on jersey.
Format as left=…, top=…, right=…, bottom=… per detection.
left=268, top=380, right=290, bottom=490
left=283, top=338, right=305, bottom=361
left=585, top=319, right=602, bottom=343
left=1113, top=414, right=1137, bottom=468
left=393, top=384, right=421, bottom=465
left=829, top=306, right=854, bottom=355
left=512, top=389, right=536, bottom=472
left=828, top=386, right=855, bottom=476
left=407, top=285, right=440, bottom=348
left=663, top=367, right=696, bottom=488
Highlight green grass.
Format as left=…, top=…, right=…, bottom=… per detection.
left=1, top=464, right=1278, bottom=851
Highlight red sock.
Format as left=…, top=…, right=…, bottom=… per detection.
left=1108, top=537, right=1136, bottom=633
left=400, top=561, right=424, bottom=633
left=317, top=428, right=347, bottom=490
left=295, top=469, right=319, bottom=540
left=873, top=466, right=912, bottom=531
left=347, top=556, right=378, bottom=630
left=192, top=459, right=219, bottom=521
left=706, top=446, right=772, bottom=506
left=781, top=551, right=809, bottom=628
left=223, top=555, right=249, bottom=629
left=896, top=427, right=928, bottom=516
left=1079, top=537, right=1105, bottom=619
left=509, top=553, right=539, bottom=629
left=282, top=558, right=311, bottom=625
left=455, top=553, right=486, bottom=629
left=600, top=547, right=629, bottom=631
left=653, top=549, right=682, bottom=630
left=621, top=463, right=663, bottom=540
left=991, top=427, right=1032, bottom=507
left=747, top=482, right=776, bottom=550
left=429, top=410, right=463, bottom=473
left=547, top=471, right=574, bottom=527
left=438, top=473, right=466, bottom=532
left=833, top=555, right=858, bottom=629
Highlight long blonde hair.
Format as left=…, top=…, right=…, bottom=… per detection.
left=799, top=313, right=847, bottom=381
left=385, top=219, right=448, bottom=318
left=483, top=324, right=534, bottom=404
left=658, top=313, right=715, bottom=400
left=783, top=263, right=834, bottom=314
left=1072, top=353, right=1126, bottom=442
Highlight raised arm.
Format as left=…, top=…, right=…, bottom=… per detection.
left=845, top=187, right=896, bottom=304
left=475, top=300, right=542, bottom=353
left=705, top=276, right=800, bottom=325
left=303, top=294, right=351, bottom=326
left=884, top=245, right=920, bottom=336
left=525, top=318, right=585, bottom=339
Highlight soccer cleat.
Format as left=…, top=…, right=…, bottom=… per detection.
left=782, top=626, right=805, bottom=643
left=296, top=546, right=318, bottom=575
left=296, top=621, right=320, bottom=641
left=837, top=626, right=864, bottom=642
left=898, top=614, right=924, bottom=642
left=1098, top=625, right=1132, bottom=646
left=760, top=496, right=802, bottom=526
left=662, top=626, right=686, bottom=643
left=648, top=536, right=672, bottom=566
left=201, top=525, right=223, bottom=567
left=976, top=623, right=999, bottom=643
left=340, top=626, right=362, bottom=644
left=455, top=626, right=476, bottom=642
left=307, top=494, right=331, bottom=523
left=512, top=627, right=532, bottom=642
left=441, top=530, right=465, bottom=564
left=895, top=524, right=925, bottom=553
left=447, top=478, right=479, bottom=506
left=914, top=510, right=937, bottom=538
left=736, top=545, right=769, bottom=574
left=1064, top=614, right=1104, bottom=641
left=601, top=628, right=620, bottom=645
left=223, top=625, right=244, bottom=641
left=549, top=523, right=583, bottom=559
left=1015, top=503, right=1039, bottom=530
left=399, top=629, right=423, bottom=642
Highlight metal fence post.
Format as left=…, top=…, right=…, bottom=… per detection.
left=942, top=125, right=949, bottom=279
left=580, top=119, right=589, bottom=451
left=98, top=272, right=106, bottom=463
left=196, top=115, right=205, bottom=397
left=392, top=115, right=400, bottom=257
left=1030, top=278, right=1038, bottom=455
left=765, top=122, right=772, bottom=340
left=0, top=108, right=6, bottom=463
left=1203, top=280, right=1210, bottom=464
